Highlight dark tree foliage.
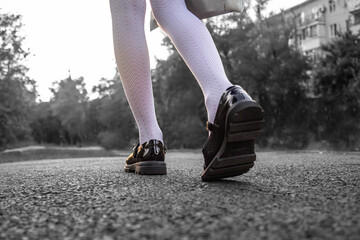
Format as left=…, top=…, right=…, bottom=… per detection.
left=29, top=73, right=136, bottom=149
left=152, top=51, right=208, bottom=149
left=152, top=7, right=311, bottom=149
left=250, top=15, right=311, bottom=148
left=92, top=75, right=137, bottom=149
left=313, top=31, right=360, bottom=150
left=50, top=76, right=88, bottom=146
left=0, top=11, right=36, bottom=148
left=23, top=0, right=358, bottom=151
left=84, top=98, right=104, bottom=143
left=30, top=102, right=63, bottom=144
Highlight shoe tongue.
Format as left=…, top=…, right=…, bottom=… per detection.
left=143, top=140, right=162, bottom=155
left=133, top=142, right=140, bottom=151
left=146, top=140, right=155, bottom=146
left=230, top=85, right=243, bottom=94
left=148, top=139, right=162, bottom=146
left=154, top=145, right=160, bottom=155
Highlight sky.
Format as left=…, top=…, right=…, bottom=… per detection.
left=1, top=0, right=307, bottom=101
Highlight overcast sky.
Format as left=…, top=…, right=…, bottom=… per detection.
left=1, top=0, right=307, bottom=101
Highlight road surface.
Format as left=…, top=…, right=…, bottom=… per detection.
left=0, top=151, right=359, bottom=240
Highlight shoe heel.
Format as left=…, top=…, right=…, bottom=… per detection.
left=201, top=159, right=254, bottom=181
left=227, top=104, right=264, bottom=142
left=201, top=101, right=264, bottom=181
left=135, top=161, right=167, bottom=175
left=215, top=154, right=256, bottom=169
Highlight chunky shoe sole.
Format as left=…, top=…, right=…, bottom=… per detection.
left=201, top=101, right=264, bottom=181
left=124, top=161, right=167, bottom=175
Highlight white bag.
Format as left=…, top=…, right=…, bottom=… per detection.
left=150, top=0, right=246, bottom=31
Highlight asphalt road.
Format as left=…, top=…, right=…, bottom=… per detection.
left=0, top=151, right=359, bottom=240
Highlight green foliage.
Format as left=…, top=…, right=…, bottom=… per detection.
left=0, top=11, right=36, bottom=148
left=313, top=31, right=360, bottom=150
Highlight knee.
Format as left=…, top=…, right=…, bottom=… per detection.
left=110, top=0, right=146, bottom=16
left=150, top=0, right=190, bottom=32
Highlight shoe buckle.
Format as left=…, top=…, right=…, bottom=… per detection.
left=154, top=145, right=160, bottom=155
left=132, top=143, right=140, bottom=156
left=132, top=143, right=139, bottom=151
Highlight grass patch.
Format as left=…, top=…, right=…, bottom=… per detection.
left=0, top=149, right=121, bottom=164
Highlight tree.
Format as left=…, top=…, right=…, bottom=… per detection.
left=152, top=4, right=311, bottom=149
left=0, top=11, right=36, bottom=148
left=313, top=31, right=360, bottom=150
left=211, top=8, right=311, bottom=148
left=251, top=14, right=311, bottom=148
left=30, top=102, right=63, bottom=144
left=92, top=74, right=137, bottom=149
left=152, top=51, right=208, bottom=149
left=50, top=76, right=88, bottom=146
left=83, top=98, right=104, bottom=143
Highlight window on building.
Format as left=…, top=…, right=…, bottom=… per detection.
left=298, top=34, right=302, bottom=46
left=311, top=8, right=317, bottom=20
left=329, top=0, right=336, bottom=12
left=314, top=51, right=320, bottom=63
left=354, top=11, right=360, bottom=25
left=310, top=25, right=318, bottom=37
left=311, top=7, right=321, bottom=20
left=356, top=15, right=360, bottom=25
left=302, top=28, right=307, bottom=40
left=330, top=23, right=338, bottom=37
left=298, top=17, right=302, bottom=26
left=301, top=12, right=305, bottom=24
left=297, top=34, right=303, bottom=45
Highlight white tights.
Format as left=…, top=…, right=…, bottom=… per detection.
left=110, top=0, right=233, bottom=145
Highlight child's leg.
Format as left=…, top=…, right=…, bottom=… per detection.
left=149, top=0, right=242, bottom=123
left=109, top=0, right=163, bottom=145
left=149, top=0, right=263, bottom=181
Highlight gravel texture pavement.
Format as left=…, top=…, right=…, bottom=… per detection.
left=0, top=151, right=359, bottom=240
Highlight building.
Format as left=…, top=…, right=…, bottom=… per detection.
left=280, top=0, right=360, bottom=61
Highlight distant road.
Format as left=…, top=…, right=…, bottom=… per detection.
left=1, top=151, right=359, bottom=240
left=3, top=145, right=105, bottom=153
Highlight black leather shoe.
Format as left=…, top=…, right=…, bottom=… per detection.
left=124, top=139, right=167, bottom=175
left=201, top=85, right=264, bottom=181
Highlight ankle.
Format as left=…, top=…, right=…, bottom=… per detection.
left=139, top=134, right=164, bottom=146
left=205, top=85, right=232, bottom=123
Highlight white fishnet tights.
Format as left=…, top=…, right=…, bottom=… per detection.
left=110, top=0, right=234, bottom=144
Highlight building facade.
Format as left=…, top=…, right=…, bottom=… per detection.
left=282, top=0, right=360, bottom=61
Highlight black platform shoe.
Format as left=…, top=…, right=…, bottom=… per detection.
left=124, top=139, right=167, bottom=175
left=201, top=85, right=264, bottom=181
